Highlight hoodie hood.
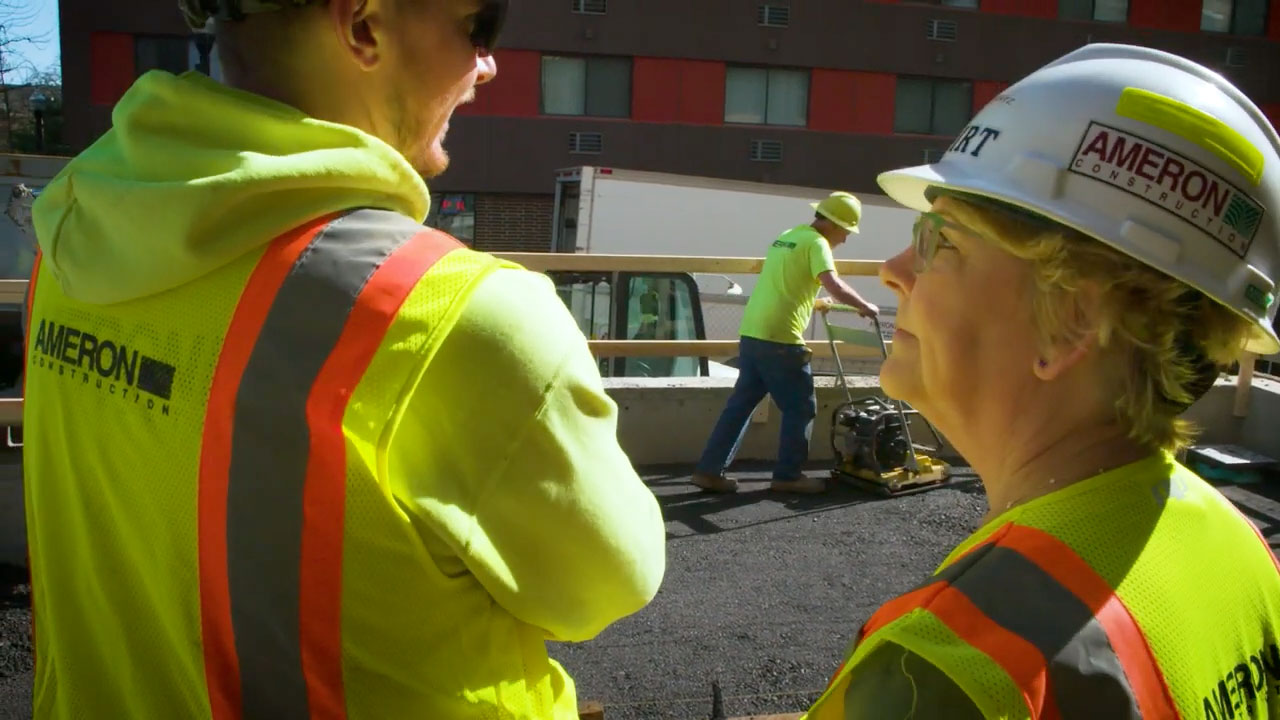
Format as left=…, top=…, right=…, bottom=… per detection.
left=33, top=70, right=430, bottom=305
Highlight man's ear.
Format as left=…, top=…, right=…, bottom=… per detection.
left=328, top=0, right=382, bottom=71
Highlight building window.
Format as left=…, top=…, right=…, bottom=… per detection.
left=572, top=0, right=606, bottom=14
left=894, top=77, right=972, bottom=136
left=541, top=55, right=631, bottom=118
left=926, top=19, right=960, bottom=40
left=1059, top=0, right=1129, bottom=22
left=135, top=35, right=224, bottom=81
left=724, top=67, right=809, bottom=127
left=426, top=193, right=476, bottom=243
left=757, top=4, right=791, bottom=27
left=1201, top=0, right=1268, bottom=35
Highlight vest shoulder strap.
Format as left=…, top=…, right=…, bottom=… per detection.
left=197, top=207, right=466, bottom=720
left=825, top=523, right=1178, bottom=720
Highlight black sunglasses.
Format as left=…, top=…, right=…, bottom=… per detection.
left=471, top=0, right=507, bottom=57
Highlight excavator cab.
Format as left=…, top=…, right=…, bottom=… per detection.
left=550, top=270, right=712, bottom=378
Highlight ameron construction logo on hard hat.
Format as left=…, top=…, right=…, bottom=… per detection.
left=1069, top=121, right=1265, bottom=258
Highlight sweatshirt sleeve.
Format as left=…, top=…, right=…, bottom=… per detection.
left=386, top=265, right=667, bottom=642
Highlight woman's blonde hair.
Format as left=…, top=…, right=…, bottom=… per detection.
left=941, top=191, right=1252, bottom=452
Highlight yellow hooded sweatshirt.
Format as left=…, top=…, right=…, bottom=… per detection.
left=25, top=70, right=665, bottom=720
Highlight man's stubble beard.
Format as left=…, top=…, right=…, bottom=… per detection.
left=390, top=92, right=451, bottom=180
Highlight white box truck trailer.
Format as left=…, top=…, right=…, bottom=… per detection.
left=547, top=166, right=921, bottom=376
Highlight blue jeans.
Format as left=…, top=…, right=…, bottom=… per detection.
left=696, top=336, right=817, bottom=480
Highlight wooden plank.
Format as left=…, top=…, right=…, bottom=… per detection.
left=585, top=339, right=885, bottom=359
left=0, top=399, right=21, bottom=426
left=578, top=699, right=605, bottom=720
left=0, top=279, right=28, bottom=305
left=493, top=252, right=881, bottom=277
left=1235, top=352, right=1257, bottom=418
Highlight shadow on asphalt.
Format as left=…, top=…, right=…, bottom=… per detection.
left=645, top=464, right=985, bottom=538
left=0, top=565, right=28, bottom=610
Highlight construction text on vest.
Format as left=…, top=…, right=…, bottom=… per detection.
left=31, top=317, right=175, bottom=416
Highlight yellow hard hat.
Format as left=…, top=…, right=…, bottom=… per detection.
left=810, top=191, right=861, bottom=233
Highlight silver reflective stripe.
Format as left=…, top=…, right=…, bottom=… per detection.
left=933, top=544, right=1141, bottom=719
left=225, top=209, right=425, bottom=719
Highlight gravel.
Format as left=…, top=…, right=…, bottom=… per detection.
left=8, top=464, right=1273, bottom=719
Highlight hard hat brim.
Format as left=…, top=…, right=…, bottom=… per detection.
left=810, top=202, right=860, bottom=233
left=876, top=162, right=1280, bottom=355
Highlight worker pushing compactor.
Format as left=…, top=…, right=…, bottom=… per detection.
left=692, top=191, right=879, bottom=496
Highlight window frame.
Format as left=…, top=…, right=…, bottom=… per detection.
left=133, top=34, right=224, bottom=81
left=1201, top=0, right=1270, bottom=35
left=1057, top=0, right=1130, bottom=22
left=893, top=76, right=973, bottom=137
left=539, top=54, right=633, bottom=118
left=723, top=65, right=811, bottom=128
left=425, top=193, right=477, bottom=245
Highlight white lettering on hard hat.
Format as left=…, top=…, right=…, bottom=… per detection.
left=1070, top=121, right=1264, bottom=257
left=948, top=125, right=1002, bottom=157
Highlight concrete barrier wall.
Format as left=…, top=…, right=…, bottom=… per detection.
left=607, top=375, right=956, bottom=466
left=607, top=374, right=1280, bottom=467
left=1183, top=375, right=1280, bottom=459
left=1, top=375, right=1277, bottom=567
left=0, top=448, right=24, bottom=567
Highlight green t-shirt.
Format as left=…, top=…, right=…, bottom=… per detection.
left=739, top=225, right=837, bottom=345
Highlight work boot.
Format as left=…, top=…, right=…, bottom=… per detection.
left=769, top=475, right=826, bottom=494
left=692, top=473, right=738, bottom=493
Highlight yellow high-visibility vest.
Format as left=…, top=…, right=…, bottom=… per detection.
left=23, top=209, right=586, bottom=719
left=807, top=454, right=1280, bottom=719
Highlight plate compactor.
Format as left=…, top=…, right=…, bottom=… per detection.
left=822, top=307, right=951, bottom=497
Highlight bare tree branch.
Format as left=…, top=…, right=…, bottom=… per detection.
left=0, top=0, right=52, bottom=83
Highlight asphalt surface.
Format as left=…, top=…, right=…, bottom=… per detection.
left=4, top=464, right=1280, bottom=719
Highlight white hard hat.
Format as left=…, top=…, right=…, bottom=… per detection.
left=878, top=43, right=1280, bottom=355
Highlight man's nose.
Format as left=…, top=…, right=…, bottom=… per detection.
left=476, top=54, right=498, bottom=85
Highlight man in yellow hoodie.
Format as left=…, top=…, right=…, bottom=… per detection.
left=22, top=1, right=665, bottom=718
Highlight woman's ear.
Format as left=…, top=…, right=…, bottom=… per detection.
left=1034, top=340, right=1093, bottom=380
left=1034, top=284, right=1103, bottom=381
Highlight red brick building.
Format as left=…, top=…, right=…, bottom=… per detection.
left=61, top=0, right=1280, bottom=251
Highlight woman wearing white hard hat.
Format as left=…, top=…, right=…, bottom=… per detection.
left=805, top=44, right=1280, bottom=719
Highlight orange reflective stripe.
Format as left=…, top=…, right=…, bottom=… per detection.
left=23, top=250, right=41, bottom=673
left=857, top=529, right=1008, bottom=645
left=199, top=215, right=337, bottom=720
left=999, top=525, right=1179, bottom=720
left=835, top=536, right=1003, bottom=691
left=858, top=583, right=946, bottom=642
left=820, top=583, right=947, bottom=688
left=930, top=584, right=1060, bottom=720
left=24, top=250, right=41, bottom=393
left=848, top=522, right=1179, bottom=719
left=297, top=227, right=461, bottom=719
left=199, top=211, right=461, bottom=720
